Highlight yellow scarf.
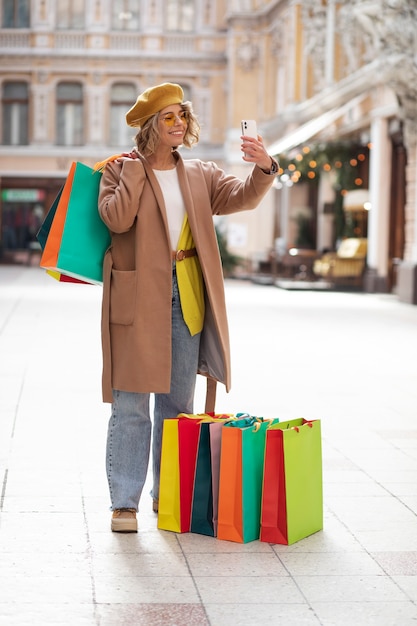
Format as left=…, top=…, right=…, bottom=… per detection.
left=176, top=216, right=205, bottom=336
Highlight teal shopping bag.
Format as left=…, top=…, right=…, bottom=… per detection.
left=217, top=416, right=279, bottom=543
left=260, top=418, right=323, bottom=545
left=190, top=422, right=214, bottom=536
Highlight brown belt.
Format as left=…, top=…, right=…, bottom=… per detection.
left=172, top=248, right=197, bottom=261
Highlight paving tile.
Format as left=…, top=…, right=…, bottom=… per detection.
left=326, top=495, right=417, bottom=526
left=194, top=575, right=305, bottom=604
left=0, top=604, right=97, bottom=626
left=372, top=551, right=417, bottom=575
left=278, top=551, right=384, bottom=576
left=97, top=603, right=209, bottom=626
left=313, top=601, right=417, bottom=626
left=294, top=574, right=410, bottom=603
left=186, top=551, right=288, bottom=577
left=92, top=551, right=190, bottom=577
left=353, top=523, right=417, bottom=551
left=94, top=575, right=200, bottom=604
left=205, top=603, right=320, bottom=626
left=0, top=574, right=93, bottom=604
left=0, top=551, right=91, bottom=577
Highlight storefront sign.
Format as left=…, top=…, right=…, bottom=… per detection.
left=1, top=189, right=45, bottom=202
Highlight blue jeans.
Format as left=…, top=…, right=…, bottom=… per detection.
left=106, top=268, right=201, bottom=511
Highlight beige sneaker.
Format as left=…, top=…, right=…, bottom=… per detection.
left=152, top=499, right=159, bottom=513
left=111, top=508, right=138, bottom=533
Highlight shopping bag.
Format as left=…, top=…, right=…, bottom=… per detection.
left=217, top=415, right=279, bottom=543
left=37, top=187, right=87, bottom=285
left=39, top=162, right=110, bottom=284
left=158, top=413, right=233, bottom=534
left=189, top=420, right=226, bottom=537
left=260, top=418, right=323, bottom=545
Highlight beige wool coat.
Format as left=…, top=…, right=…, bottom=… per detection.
left=98, top=151, right=275, bottom=404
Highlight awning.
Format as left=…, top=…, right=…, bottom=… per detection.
left=267, top=94, right=366, bottom=156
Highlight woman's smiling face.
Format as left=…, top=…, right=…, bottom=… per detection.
left=157, top=104, right=188, bottom=149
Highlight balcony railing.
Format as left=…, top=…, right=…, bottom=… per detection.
left=55, top=33, right=86, bottom=49
left=0, top=30, right=218, bottom=58
left=0, top=31, right=30, bottom=48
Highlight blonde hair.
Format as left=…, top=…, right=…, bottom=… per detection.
left=133, top=101, right=200, bottom=156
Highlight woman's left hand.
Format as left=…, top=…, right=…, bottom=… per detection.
left=241, top=134, right=274, bottom=171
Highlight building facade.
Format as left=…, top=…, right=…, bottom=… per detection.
left=1, top=0, right=416, bottom=302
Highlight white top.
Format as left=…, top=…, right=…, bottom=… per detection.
left=153, top=168, right=185, bottom=250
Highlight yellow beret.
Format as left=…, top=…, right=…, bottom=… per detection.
left=126, top=83, right=184, bottom=128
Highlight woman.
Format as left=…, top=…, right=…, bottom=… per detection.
left=97, top=82, right=278, bottom=532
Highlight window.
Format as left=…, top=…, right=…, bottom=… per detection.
left=110, top=83, right=137, bottom=146
left=56, top=82, right=83, bottom=146
left=166, top=0, right=194, bottom=32
left=2, top=82, right=29, bottom=145
left=56, top=0, right=84, bottom=29
left=111, top=0, right=140, bottom=31
left=2, top=0, right=30, bottom=27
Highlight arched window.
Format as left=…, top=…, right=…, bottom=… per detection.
left=110, top=83, right=137, bottom=146
left=2, top=81, right=28, bottom=145
left=2, top=0, right=30, bottom=28
left=166, top=0, right=194, bottom=32
left=56, top=82, right=83, bottom=146
left=111, top=1, right=140, bottom=31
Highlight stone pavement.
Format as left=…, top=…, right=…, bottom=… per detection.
left=1, top=266, right=417, bottom=626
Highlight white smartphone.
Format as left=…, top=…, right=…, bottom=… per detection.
left=241, top=119, right=258, bottom=157
left=241, top=119, right=258, bottom=139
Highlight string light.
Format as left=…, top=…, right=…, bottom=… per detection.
left=275, top=142, right=369, bottom=189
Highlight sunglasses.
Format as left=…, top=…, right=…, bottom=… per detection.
left=160, top=111, right=189, bottom=127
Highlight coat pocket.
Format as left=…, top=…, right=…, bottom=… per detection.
left=110, top=269, right=137, bottom=325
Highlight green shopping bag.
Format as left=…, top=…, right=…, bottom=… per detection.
left=260, top=418, right=323, bottom=545
left=217, top=415, right=279, bottom=543
left=40, top=162, right=110, bottom=284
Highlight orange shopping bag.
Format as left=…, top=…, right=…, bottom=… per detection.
left=39, top=162, right=76, bottom=269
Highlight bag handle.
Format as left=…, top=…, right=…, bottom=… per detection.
left=205, top=377, right=217, bottom=413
